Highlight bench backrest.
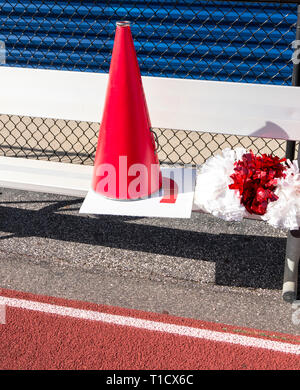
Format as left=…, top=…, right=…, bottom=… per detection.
left=1, top=66, right=300, bottom=142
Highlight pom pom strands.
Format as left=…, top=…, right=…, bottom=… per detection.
left=229, top=151, right=286, bottom=215
left=194, top=148, right=247, bottom=222
left=194, top=148, right=300, bottom=229
left=263, top=161, right=300, bottom=230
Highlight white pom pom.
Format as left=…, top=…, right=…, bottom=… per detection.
left=194, top=148, right=247, bottom=221
left=263, top=160, right=300, bottom=230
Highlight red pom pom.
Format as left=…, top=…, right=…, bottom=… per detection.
left=229, top=151, right=286, bottom=215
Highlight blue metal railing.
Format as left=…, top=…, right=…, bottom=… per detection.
left=0, top=0, right=297, bottom=84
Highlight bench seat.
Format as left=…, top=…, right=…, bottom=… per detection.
left=0, top=156, right=92, bottom=197
left=0, top=155, right=265, bottom=222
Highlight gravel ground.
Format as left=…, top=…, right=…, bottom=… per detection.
left=0, top=187, right=299, bottom=335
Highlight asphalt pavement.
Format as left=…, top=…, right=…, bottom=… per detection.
left=0, top=187, right=299, bottom=335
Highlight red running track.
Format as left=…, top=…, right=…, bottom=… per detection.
left=0, top=288, right=299, bottom=370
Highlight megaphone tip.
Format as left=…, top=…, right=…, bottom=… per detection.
left=116, top=21, right=131, bottom=27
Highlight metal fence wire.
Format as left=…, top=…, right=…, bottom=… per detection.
left=0, top=0, right=298, bottom=165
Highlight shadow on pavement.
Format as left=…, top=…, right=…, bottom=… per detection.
left=0, top=199, right=286, bottom=291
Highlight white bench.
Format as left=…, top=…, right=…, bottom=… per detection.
left=0, top=66, right=300, bottom=302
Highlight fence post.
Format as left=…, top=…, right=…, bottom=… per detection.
left=286, top=3, right=300, bottom=160
left=282, top=144, right=300, bottom=303
left=282, top=3, right=300, bottom=303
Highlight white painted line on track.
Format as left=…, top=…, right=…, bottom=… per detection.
left=1, top=295, right=299, bottom=355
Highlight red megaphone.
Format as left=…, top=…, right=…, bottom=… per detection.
left=92, top=21, right=162, bottom=200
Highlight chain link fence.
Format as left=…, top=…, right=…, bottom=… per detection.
left=0, top=0, right=298, bottom=165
